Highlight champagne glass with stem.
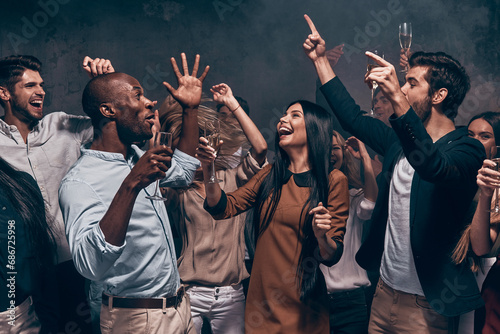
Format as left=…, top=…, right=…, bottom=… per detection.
left=489, top=145, right=500, bottom=213
left=146, top=131, right=172, bottom=201
left=399, top=22, right=412, bottom=73
left=205, top=119, right=221, bottom=183
left=366, top=49, right=384, bottom=117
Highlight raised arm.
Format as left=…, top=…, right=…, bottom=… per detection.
left=98, top=146, right=172, bottom=246
left=82, top=56, right=115, bottom=78
left=211, top=83, right=267, bottom=165
left=303, top=14, right=336, bottom=85
left=346, top=137, right=378, bottom=202
left=163, top=53, right=210, bottom=157
left=364, top=52, right=411, bottom=117
left=470, top=159, right=500, bottom=256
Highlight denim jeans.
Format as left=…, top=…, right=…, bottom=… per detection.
left=328, top=287, right=369, bottom=334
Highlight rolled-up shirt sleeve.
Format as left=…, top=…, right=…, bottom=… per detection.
left=59, top=180, right=125, bottom=281
left=159, top=149, right=200, bottom=187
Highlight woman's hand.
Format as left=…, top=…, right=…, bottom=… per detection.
left=195, top=137, right=222, bottom=167
left=211, top=83, right=239, bottom=111
left=309, top=202, right=331, bottom=239
left=345, top=136, right=369, bottom=161
left=477, top=159, right=500, bottom=197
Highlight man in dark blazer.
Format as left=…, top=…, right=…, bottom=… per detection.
left=303, top=15, right=485, bottom=333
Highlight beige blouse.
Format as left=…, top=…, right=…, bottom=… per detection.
left=175, top=152, right=267, bottom=286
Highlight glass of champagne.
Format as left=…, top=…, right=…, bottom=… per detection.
left=146, top=131, right=172, bottom=201
left=489, top=145, right=500, bottom=213
left=399, top=22, right=412, bottom=73
left=205, top=119, right=221, bottom=183
left=366, top=50, right=384, bottom=117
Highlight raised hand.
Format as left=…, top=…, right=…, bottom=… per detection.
left=82, top=56, right=115, bottom=78
left=326, top=44, right=344, bottom=67
left=195, top=136, right=222, bottom=167
left=210, top=83, right=239, bottom=111
left=477, top=159, right=500, bottom=197
left=345, top=136, right=369, bottom=160
left=364, top=51, right=410, bottom=115
left=163, top=53, right=210, bottom=110
left=303, top=14, right=326, bottom=62
left=309, top=202, right=332, bottom=239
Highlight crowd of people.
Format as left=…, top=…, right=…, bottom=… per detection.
left=1, top=14, right=499, bottom=334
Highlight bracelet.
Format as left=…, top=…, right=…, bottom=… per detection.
left=229, top=104, right=241, bottom=113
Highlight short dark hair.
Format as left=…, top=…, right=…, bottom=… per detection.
left=0, top=55, right=42, bottom=92
left=82, top=73, right=120, bottom=128
left=409, top=51, right=470, bottom=120
left=216, top=96, right=250, bottom=115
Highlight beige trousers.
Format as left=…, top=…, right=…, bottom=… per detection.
left=0, top=296, right=41, bottom=334
left=100, top=293, right=195, bottom=334
left=369, top=279, right=458, bottom=334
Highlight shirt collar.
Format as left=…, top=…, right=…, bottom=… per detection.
left=0, top=117, right=41, bottom=137
left=283, top=169, right=313, bottom=187
left=80, top=143, right=142, bottom=163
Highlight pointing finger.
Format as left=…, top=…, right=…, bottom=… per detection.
left=304, top=14, right=318, bottom=33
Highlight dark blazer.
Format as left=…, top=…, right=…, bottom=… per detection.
left=320, top=77, right=485, bottom=317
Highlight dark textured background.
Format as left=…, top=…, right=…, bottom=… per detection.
left=1, top=0, right=499, bottom=148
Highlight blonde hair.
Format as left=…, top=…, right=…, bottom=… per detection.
left=452, top=194, right=500, bottom=272
left=332, top=130, right=363, bottom=189
left=158, top=95, right=250, bottom=171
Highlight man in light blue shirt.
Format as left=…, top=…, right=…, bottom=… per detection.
left=59, top=54, right=209, bottom=333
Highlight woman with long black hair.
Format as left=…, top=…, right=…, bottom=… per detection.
left=0, top=158, right=57, bottom=333
left=198, top=100, right=349, bottom=333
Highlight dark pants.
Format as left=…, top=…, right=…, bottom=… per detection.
left=328, top=287, right=369, bottom=334
left=56, top=260, right=93, bottom=333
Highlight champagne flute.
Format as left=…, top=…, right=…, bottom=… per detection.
left=146, top=132, right=172, bottom=201
left=399, top=22, right=412, bottom=73
left=489, top=146, right=500, bottom=213
left=204, top=119, right=221, bottom=183
left=366, top=50, right=384, bottom=117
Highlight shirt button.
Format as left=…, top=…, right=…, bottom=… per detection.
left=215, top=296, right=218, bottom=300
left=216, top=288, right=220, bottom=293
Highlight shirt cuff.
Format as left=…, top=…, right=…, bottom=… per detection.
left=203, top=190, right=228, bottom=216
left=173, top=149, right=201, bottom=167
left=321, top=239, right=344, bottom=267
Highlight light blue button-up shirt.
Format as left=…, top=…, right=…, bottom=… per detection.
left=59, top=144, right=200, bottom=298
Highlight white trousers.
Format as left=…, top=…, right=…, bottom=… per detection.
left=187, top=284, right=245, bottom=334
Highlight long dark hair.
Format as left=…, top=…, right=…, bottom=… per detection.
left=254, top=100, right=333, bottom=304
left=452, top=111, right=500, bottom=271
left=0, top=158, right=56, bottom=269
left=468, top=111, right=500, bottom=148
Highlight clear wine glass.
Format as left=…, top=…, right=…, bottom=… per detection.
left=366, top=50, right=384, bottom=117
left=489, top=146, right=500, bottom=213
left=399, top=22, right=412, bottom=73
left=146, top=131, right=172, bottom=201
left=204, top=119, right=221, bottom=183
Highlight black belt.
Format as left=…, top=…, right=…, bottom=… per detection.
left=102, top=287, right=184, bottom=309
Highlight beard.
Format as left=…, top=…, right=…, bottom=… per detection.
left=412, top=94, right=432, bottom=123
left=10, top=94, right=42, bottom=123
